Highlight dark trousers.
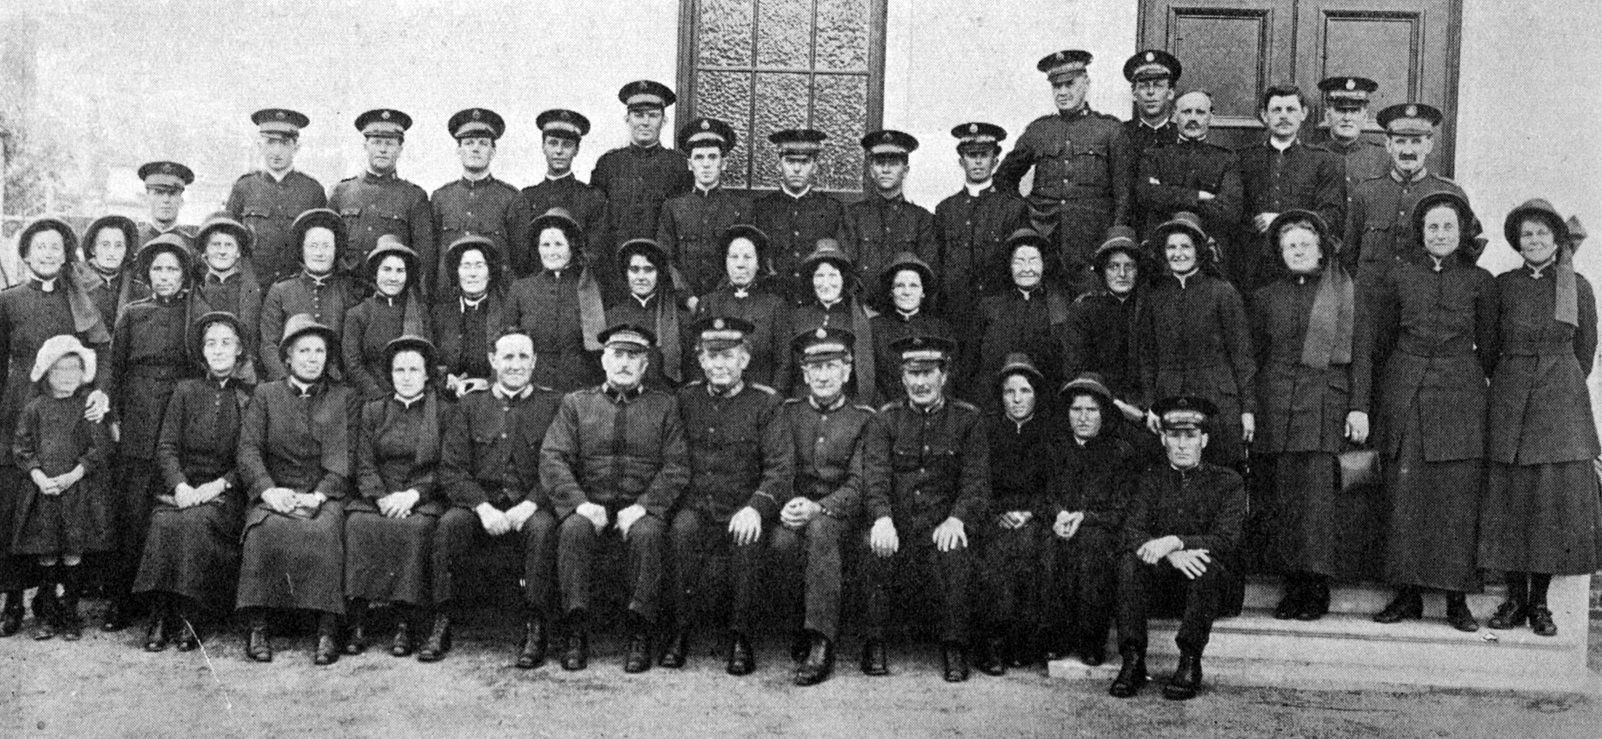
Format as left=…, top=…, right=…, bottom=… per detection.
left=109, top=455, right=157, bottom=598
left=860, top=527, right=972, bottom=644
left=434, top=506, right=557, bottom=619
left=1045, top=524, right=1117, bottom=650
left=981, top=521, right=1049, bottom=636
left=769, top=514, right=846, bottom=641
left=668, top=507, right=763, bottom=634
left=556, top=510, right=665, bottom=624
left=1115, top=551, right=1230, bottom=656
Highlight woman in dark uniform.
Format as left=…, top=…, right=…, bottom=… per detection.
left=103, top=235, right=206, bottom=631
left=1250, top=210, right=1371, bottom=620
left=785, top=239, right=876, bottom=405
left=74, top=215, right=144, bottom=329
left=870, top=252, right=954, bottom=403
left=0, top=218, right=110, bottom=635
left=1480, top=199, right=1602, bottom=637
left=194, top=213, right=264, bottom=382
left=343, top=235, right=429, bottom=401
left=971, top=229, right=1071, bottom=412
left=507, top=208, right=606, bottom=392
left=343, top=336, right=448, bottom=658
left=133, top=312, right=251, bottom=652
left=605, top=238, right=693, bottom=390
left=694, top=225, right=790, bottom=389
left=258, top=209, right=359, bottom=381
left=1136, top=212, right=1256, bottom=467
left=236, top=314, right=361, bottom=665
left=1366, top=192, right=1498, bottom=632
left=432, top=236, right=507, bottom=399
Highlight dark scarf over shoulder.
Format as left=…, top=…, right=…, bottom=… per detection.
left=1300, top=263, right=1355, bottom=368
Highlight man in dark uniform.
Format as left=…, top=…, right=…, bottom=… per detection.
left=933, top=122, right=1028, bottom=338
left=861, top=335, right=990, bottom=682
left=842, top=130, right=938, bottom=311
left=656, top=118, right=751, bottom=303
left=1342, top=103, right=1467, bottom=277
left=226, top=109, right=329, bottom=286
left=1235, top=85, right=1344, bottom=294
left=431, top=108, right=531, bottom=292
left=1110, top=395, right=1246, bottom=701
left=328, top=109, right=436, bottom=293
left=430, top=330, right=564, bottom=666
left=540, top=324, right=689, bottom=672
left=136, top=161, right=198, bottom=250
left=1122, top=49, right=1183, bottom=160
left=661, top=317, right=791, bottom=674
left=592, top=81, right=693, bottom=263
left=773, top=327, right=874, bottom=686
left=754, top=129, right=846, bottom=301
left=519, top=109, right=610, bottom=281
left=1136, top=90, right=1242, bottom=279
left=995, top=50, right=1132, bottom=298
left=1309, top=76, right=1388, bottom=207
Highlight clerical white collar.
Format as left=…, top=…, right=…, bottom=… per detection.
left=965, top=179, right=992, bottom=197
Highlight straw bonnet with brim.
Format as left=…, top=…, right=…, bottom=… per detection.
left=1503, top=199, right=1575, bottom=252
left=279, top=312, right=339, bottom=360
left=81, top=215, right=139, bottom=264
left=1409, top=191, right=1482, bottom=262
left=31, top=334, right=96, bottom=384
left=996, top=352, right=1044, bottom=389
left=291, top=208, right=348, bottom=263
left=18, top=217, right=79, bottom=261
left=189, top=311, right=248, bottom=369
left=880, top=251, right=936, bottom=295
left=383, top=334, right=438, bottom=374
left=366, top=235, right=422, bottom=294
left=719, top=224, right=770, bottom=264
left=443, top=234, right=506, bottom=291
left=1059, top=372, right=1115, bottom=410
left=134, top=233, right=196, bottom=285
left=196, top=213, right=255, bottom=257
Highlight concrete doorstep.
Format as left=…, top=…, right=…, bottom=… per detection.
left=1049, top=575, right=1600, bottom=695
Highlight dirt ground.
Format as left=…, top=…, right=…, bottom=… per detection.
left=3, top=607, right=1600, bottom=739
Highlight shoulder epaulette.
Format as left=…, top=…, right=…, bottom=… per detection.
left=950, top=399, right=982, bottom=414
left=877, top=399, right=905, bottom=413
left=782, top=396, right=805, bottom=405
left=683, top=379, right=706, bottom=388
left=235, top=171, right=258, bottom=183
left=533, top=383, right=557, bottom=394
left=852, top=404, right=878, bottom=414
left=749, top=382, right=778, bottom=395
left=1030, top=113, right=1057, bottom=125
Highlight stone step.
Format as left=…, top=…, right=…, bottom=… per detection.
left=1241, top=576, right=1510, bottom=616
left=1050, top=574, right=1595, bottom=694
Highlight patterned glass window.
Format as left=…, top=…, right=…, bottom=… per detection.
left=677, top=0, right=886, bottom=193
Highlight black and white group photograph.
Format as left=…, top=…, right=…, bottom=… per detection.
left=0, top=0, right=1599, bottom=736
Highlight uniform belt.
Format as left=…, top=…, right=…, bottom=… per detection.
left=1499, top=343, right=1574, bottom=357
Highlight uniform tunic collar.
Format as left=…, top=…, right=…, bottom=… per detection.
left=492, top=383, right=532, bottom=401
left=964, top=180, right=993, bottom=197
left=808, top=393, right=847, bottom=413
left=602, top=382, right=646, bottom=402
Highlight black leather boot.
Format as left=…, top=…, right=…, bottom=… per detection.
left=1274, top=574, right=1305, bottom=620
left=623, top=620, right=652, bottom=673
left=144, top=606, right=170, bottom=652
left=56, top=566, right=83, bottom=641
left=975, top=636, right=1007, bottom=676
left=659, top=628, right=690, bottom=668
left=1297, top=575, right=1330, bottom=621
left=390, top=607, right=414, bottom=658
left=313, top=613, right=340, bottom=665
left=0, top=590, right=23, bottom=637
left=32, top=566, right=60, bottom=641
left=860, top=638, right=888, bottom=676
left=516, top=617, right=547, bottom=669
left=174, top=604, right=201, bottom=653
left=1108, top=648, right=1148, bottom=698
left=726, top=631, right=755, bottom=676
left=1373, top=587, right=1423, bottom=623
left=342, top=599, right=368, bottom=655
left=1444, top=593, right=1478, bottom=632
left=941, top=642, right=970, bottom=683
left=789, top=630, right=811, bottom=664
left=246, top=614, right=273, bottom=663
left=1163, top=651, right=1204, bottom=700
left=794, top=632, right=834, bottom=686
left=416, top=612, right=452, bottom=663
left=561, top=619, right=589, bottom=671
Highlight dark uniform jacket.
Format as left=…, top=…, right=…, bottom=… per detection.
left=863, top=396, right=990, bottom=532
left=1121, top=462, right=1247, bottom=568
left=237, top=379, right=359, bottom=501
left=539, top=383, right=690, bottom=519
left=986, top=412, right=1059, bottom=520
left=1487, top=266, right=1599, bottom=465
left=507, top=269, right=603, bottom=392
left=1051, top=433, right=1138, bottom=530
left=259, top=272, right=360, bottom=381
left=342, top=294, right=429, bottom=401
left=0, top=278, right=111, bottom=468
left=694, top=283, right=790, bottom=390
left=780, top=395, right=873, bottom=521
left=1307, top=131, right=1389, bottom=208
left=157, top=377, right=248, bottom=492
left=108, top=294, right=199, bottom=460
left=1236, top=139, right=1345, bottom=290
left=430, top=293, right=505, bottom=385
left=1342, top=170, right=1467, bottom=273
left=591, top=143, right=693, bottom=250
left=676, top=381, right=792, bottom=521
left=655, top=186, right=752, bottom=299
left=1137, top=272, right=1256, bottom=461
left=841, top=194, right=939, bottom=310
left=1137, top=137, right=1243, bottom=268
left=1249, top=272, right=1369, bottom=455
left=328, top=170, right=436, bottom=292
left=519, top=174, right=610, bottom=280
left=870, top=310, right=955, bottom=404
left=606, top=293, right=694, bottom=389
left=933, top=184, right=1029, bottom=314
left=440, top=385, right=563, bottom=510
left=1064, top=289, right=1142, bottom=403
left=76, top=266, right=147, bottom=330
left=226, top=169, right=329, bottom=284
left=753, top=189, right=846, bottom=299
left=994, top=107, right=1132, bottom=266
left=431, top=174, right=532, bottom=288
left=197, top=269, right=263, bottom=368
left=1124, top=118, right=1177, bottom=162
left=785, top=296, right=877, bottom=405
left=353, top=393, right=448, bottom=516
left=972, top=287, right=1070, bottom=404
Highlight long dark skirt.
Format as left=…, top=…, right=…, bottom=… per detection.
left=132, top=499, right=242, bottom=613
left=343, top=509, right=438, bottom=606
left=0, top=468, right=31, bottom=589
left=1479, top=460, right=1602, bottom=575
left=12, top=479, right=114, bottom=556
left=236, top=501, right=346, bottom=614
left=1381, top=408, right=1483, bottom=592
left=1266, top=452, right=1381, bottom=580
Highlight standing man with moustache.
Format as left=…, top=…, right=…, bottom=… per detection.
left=1235, top=85, right=1344, bottom=294
left=1136, top=90, right=1241, bottom=280
left=1342, top=103, right=1467, bottom=277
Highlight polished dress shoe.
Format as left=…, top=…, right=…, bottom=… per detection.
left=390, top=621, right=413, bottom=657
left=561, top=627, right=589, bottom=671
left=1080, top=643, right=1107, bottom=667
left=1445, top=597, right=1478, bottom=633
left=313, top=634, right=341, bottom=665
left=1296, top=578, right=1330, bottom=621
left=1108, top=650, right=1148, bottom=698
left=246, top=626, right=273, bottom=663
left=860, top=639, right=889, bottom=676
left=175, top=623, right=201, bottom=652
left=516, top=619, right=547, bottom=669
left=941, top=643, right=970, bottom=683
left=794, top=633, right=834, bottom=686
left=144, top=615, right=170, bottom=652
left=726, top=632, right=755, bottom=676
left=1162, top=653, right=1203, bottom=700
left=0, top=592, right=23, bottom=637
left=790, top=630, right=811, bottom=664
left=416, top=615, right=451, bottom=663
left=342, top=611, right=368, bottom=656
left=1486, top=600, right=1528, bottom=629
left=1528, top=605, right=1557, bottom=637
left=624, top=632, right=652, bottom=673
left=1273, top=585, right=1303, bottom=620
left=1373, top=589, right=1423, bottom=623
left=100, top=599, right=130, bottom=632
left=974, top=637, right=1006, bottom=676
left=1006, top=635, right=1038, bottom=668
left=659, top=629, right=690, bottom=668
